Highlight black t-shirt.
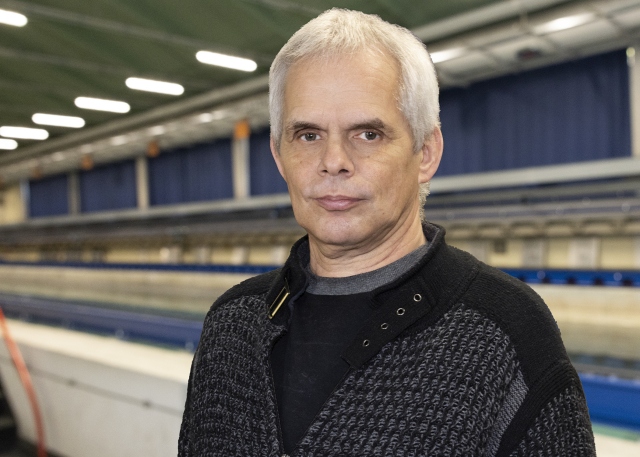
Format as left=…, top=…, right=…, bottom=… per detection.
left=271, top=291, right=374, bottom=452
left=270, top=243, right=429, bottom=452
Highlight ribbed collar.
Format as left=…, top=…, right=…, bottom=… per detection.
left=302, top=242, right=430, bottom=295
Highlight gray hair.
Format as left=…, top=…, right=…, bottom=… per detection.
left=269, top=8, right=440, bottom=220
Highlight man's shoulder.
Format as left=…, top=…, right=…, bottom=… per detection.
left=209, top=267, right=282, bottom=312
left=458, top=257, right=569, bottom=383
left=467, top=259, right=548, bottom=315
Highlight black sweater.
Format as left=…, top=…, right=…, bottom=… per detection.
left=179, top=223, right=595, bottom=456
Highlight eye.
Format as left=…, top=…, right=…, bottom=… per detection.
left=358, top=131, right=380, bottom=141
left=300, top=132, right=319, bottom=142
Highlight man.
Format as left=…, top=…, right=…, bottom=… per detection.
left=179, top=9, right=595, bottom=456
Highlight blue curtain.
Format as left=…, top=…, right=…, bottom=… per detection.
left=29, top=174, right=68, bottom=217
left=250, top=128, right=288, bottom=195
left=438, top=49, right=631, bottom=176
left=80, top=161, right=137, bottom=212
left=148, top=138, right=233, bottom=205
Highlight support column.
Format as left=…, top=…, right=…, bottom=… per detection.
left=68, top=171, right=80, bottom=215
left=629, top=46, right=640, bottom=158
left=232, top=119, right=251, bottom=199
left=19, top=179, right=29, bottom=220
left=135, top=155, right=150, bottom=210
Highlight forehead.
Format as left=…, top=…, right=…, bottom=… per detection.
left=282, top=51, right=402, bottom=120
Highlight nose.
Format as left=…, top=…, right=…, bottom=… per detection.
left=318, top=137, right=354, bottom=177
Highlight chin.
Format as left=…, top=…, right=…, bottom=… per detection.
left=302, top=216, right=372, bottom=247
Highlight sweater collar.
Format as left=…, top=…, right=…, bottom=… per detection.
left=266, top=222, right=478, bottom=367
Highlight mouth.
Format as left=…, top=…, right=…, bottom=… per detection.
left=314, top=195, right=364, bottom=211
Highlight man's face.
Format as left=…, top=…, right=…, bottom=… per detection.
left=271, top=51, right=440, bottom=250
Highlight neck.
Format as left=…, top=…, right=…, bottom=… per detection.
left=308, top=215, right=426, bottom=278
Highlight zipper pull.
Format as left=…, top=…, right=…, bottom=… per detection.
left=269, top=277, right=290, bottom=319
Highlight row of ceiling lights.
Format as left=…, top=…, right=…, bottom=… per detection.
left=0, top=5, right=615, bottom=153
left=0, top=8, right=258, bottom=151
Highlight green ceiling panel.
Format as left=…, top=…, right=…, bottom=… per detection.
left=0, top=0, right=509, bottom=148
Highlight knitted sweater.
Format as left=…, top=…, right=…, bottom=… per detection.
left=178, top=224, right=595, bottom=456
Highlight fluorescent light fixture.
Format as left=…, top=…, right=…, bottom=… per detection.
left=430, top=48, right=466, bottom=64
left=198, top=113, right=214, bottom=123
left=110, top=135, right=128, bottom=146
left=0, top=8, right=27, bottom=27
left=75, top=96, right=130, bottom=113
left=534, top=13, right=594, bottom=35
left=125, top=77, right=184, bottom=95
left=196, top=51, right=257, bottom=72
left=148, top=125, right=166, bottom=135
left=0, top=126, right=48, bottom=140
left=198, top=110, right=227, bottom=123
left=32, top=113, right=85, bottom=128
left=51, top=152, right=66, bottom=162
left=0, top=138, right=18, bottom=150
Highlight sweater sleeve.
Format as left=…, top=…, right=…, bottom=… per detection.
left=508, top=384, right=596, bottom=457
left=178, top=347, right=199, bottom=457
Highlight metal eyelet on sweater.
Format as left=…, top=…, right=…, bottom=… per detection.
left=397, top=308, right=405, bottom=316
left=413, top=293, right=422, bottom=302
left=363, top=339, right=370, bottom=347
left=380, top=323, right=389, bottom=330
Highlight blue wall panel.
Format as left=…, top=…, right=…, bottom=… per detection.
left=80, top=161, right=137, bottom=213
left=149, top=139, right=233, bottom=205
left=581, top=373, right=640, bottom=431
left=29, top=174, right=68, bottom=217
left=250, top=128, right=288, bottom=196
left=438, top=50, right=631, bottom=176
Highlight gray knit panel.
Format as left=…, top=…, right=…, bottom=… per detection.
left=179, top=294, right=283, bottom=457
left=485, top=371, right=528, bottom=456
left=294, top=303, right=521, bottom=456
left=508, top=385, right=596, bottom=457
left=304, top=243, right=430, bottom=295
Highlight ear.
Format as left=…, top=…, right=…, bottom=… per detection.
left=418, top=126, right=443, bottom=184
left=270, top=136, right=287, bottom=181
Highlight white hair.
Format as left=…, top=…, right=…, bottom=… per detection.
left=269, top=8, right=440, bottom=220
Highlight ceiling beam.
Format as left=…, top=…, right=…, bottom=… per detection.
left=0, top=0, right=274, bottom=66
left=412, top=0, right=575, bottom=43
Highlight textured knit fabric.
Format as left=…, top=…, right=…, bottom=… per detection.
left=273, top=241, right=430, bottom=452
left=509, top=385, right=596, bottom=456
left=178, top=223, right=596, bottom=457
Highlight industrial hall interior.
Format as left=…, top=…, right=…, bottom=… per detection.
left=0, top=0, right=639, bottom=456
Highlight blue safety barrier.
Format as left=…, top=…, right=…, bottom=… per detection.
left=0, top=259, right=279, bottom=275
left=2, top=260, right=640, bottom=287
left=0, top=294, right=203, bottom=351
left=502, top=268, right=640, bottom=287
left=580, top=373, right=640, bottom=431
left=1, top=294, right=639, bottom=431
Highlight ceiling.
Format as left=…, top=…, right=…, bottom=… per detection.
left=1, top=0, right=640, bottom=182
left=0, top=0, right=509, bottom=143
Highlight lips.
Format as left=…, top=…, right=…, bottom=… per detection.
left=314, top=195, right=363, bottom=211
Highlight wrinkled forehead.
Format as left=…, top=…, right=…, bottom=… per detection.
left=284, top=48, right=402, bottom=98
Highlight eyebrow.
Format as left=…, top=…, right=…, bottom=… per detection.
left=348, top=118, right=391, bottom=133
left=285, top=118, right=395, bottom=135
left=284, top=121, right=322, bottom=135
